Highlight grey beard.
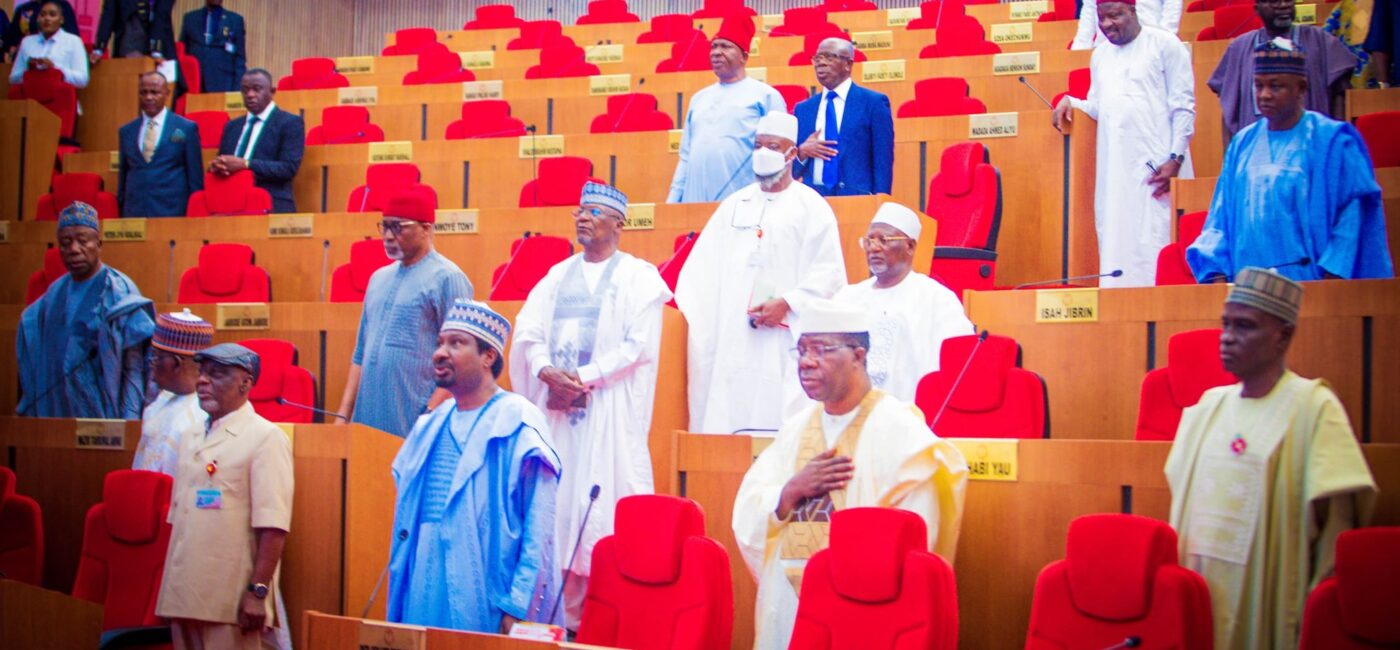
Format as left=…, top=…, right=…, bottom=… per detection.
left=757, top=166, right=790, bottom=190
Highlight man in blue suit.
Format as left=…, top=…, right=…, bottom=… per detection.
left=178, top=0, right=245, bottom=92
left=118, top=71, right=203, bottom=217
left=794, top=37, right=894, bottom=197
left=213, top=68, right=304, bottom=213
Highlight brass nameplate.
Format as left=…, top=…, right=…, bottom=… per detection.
left=459, top=50, right=495, bottom=69
left=102, top=218, right=147, bottom=241
left=991, top=23, right=1034, bottom=44
left=1009, top=0, right=1050, bottom=21
left=434, top=209, right=479, bottom=235
left=749, top=67, right=768, bottom=83
left=109, top=151, right=121, bottom=172
left=368, top=141, right=413, bottom=163
left=667, top=129, right=683, bottom=154
left=335, top=56, right=374, bottom=74
left=462, top=79, right=503, bottom=100
left=1035, top=287, right=1100, bottom=322
left=76, top=419, right=126, bottom=451
left=950, top=439, right=1019, bottom=481
left=760, top=14, right=782, bottom=32
left=749, top=38, right=761, bottom=55
left=887, top=7, right=920, bottom=26
left=0, top=221, right=8, bottom=243
left=337, top=86, right=379, bottom=106
left=223, top=92, right=244, bottom=111
left=1296, top=3, right=1316, bottom=23
left=853, top=30, right=894, bottom=51
left=992, top=51, right=1042, bottom=76
left=588, top=73, right=631, bottom=96
left=216, top=303, right=271, bottom=330
left=519, top=134, right=565, bottom=158
left=585, top=44, right=624, bottom=64
left=268, top=213, right=314, bottom=238
left=860, top=59, right=906, bottom=84
left=357, top=620, right=426, bottom=650
left=275, top=422, right=295, bottom=443
left=622, top=203, right=655, bottom=230
left=969, top=112, right=1020, bottom=139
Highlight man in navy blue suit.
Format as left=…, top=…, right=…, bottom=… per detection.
left=178, top=0, right=245, bottom=92
left=213, top=68, right=304, bottom=213
left=794, top=37, right=894, bottom=197
left=118, top=71, right=203, bottom=217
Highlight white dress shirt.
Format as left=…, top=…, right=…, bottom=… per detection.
left=232, top=101, right=277, bottom=160
left=9, top=30, right=89, bottom=87
left=137, top=108, right=168, bottom=154
left=811, top=77, right=852, bottom=183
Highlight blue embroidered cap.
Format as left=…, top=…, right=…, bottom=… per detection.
left=1254, top=37, right=1306, bottom=77
left=57, top=201, right=100, bottom=232
left=579, top=181, right=628, bottom=218
left=152, top=309, right=215, bottom=355
left=441, top=299, right=512, bottom=355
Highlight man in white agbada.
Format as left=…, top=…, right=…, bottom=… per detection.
left=1072, top=0, right=1182, bottom=50
left=732, top=299, right=968, bottom=650
left=508, top=181, right=672, bottom=630
left=1053, top=0, right=1195, bottom=288
left=132, top=310, right=213, bottom=475
left=834, top=202, right=973, bottom=403
left=674, top=111, right=846, bottom=435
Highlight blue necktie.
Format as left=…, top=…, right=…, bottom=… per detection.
left=821, top=90, right=840, bottom=189
left=234, top=116, right=260, bottom=158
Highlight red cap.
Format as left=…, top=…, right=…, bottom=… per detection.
left=385, top=188, right=437, bottom=224
left=713, top=14, right=755, bottom=52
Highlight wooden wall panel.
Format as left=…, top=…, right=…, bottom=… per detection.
left=171, top=0, right=356, bottom=78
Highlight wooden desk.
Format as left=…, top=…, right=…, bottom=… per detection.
left=0, top=100, right=60, bottom=222
left=303, top=610, right=620, bottom=650
left=0, top=579, right=106, bottom=649
left=1346, top=87, right=1400, bottom=122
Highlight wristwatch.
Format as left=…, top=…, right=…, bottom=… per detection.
left=1168, top=153, right=1183, bottom=163
left=247, top=582, right=270, bottom=599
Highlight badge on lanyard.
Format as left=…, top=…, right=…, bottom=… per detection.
left=196, top=489, right=223, bottom=509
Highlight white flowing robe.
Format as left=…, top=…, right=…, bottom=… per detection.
left=1070, top=26, right=1196, bottom=288
left=732, top=392, right=968, bottom=650
left=674, top=181, right=846, bottom=434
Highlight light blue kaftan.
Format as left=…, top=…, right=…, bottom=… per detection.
left=1188, top=112, right=1393, bottom=282
left=666, top=76, right=785, bottom=204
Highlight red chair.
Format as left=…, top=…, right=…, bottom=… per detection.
left=36, top=172, right=119, bottom=221
left=186, top=110, right=231, bottom=148
left=1050, top=67, right=1091, bottom=108
left=1186, top=0, right=1252, bottom=12
left=382, top=27, right=440, bottom=56
left=305, top=105, right=386, bottom=145
left=578, top=0, right=640, bottom=24
left=927, top=142, right=1002, bottom=300
left=897, top=77, right=988, bottom=117
left=518, top=156, right=606, bottom=207
left=241, top=338, right=317, bottom=423
left=445, top=100, right=529, bottom=139
left=788, top=31, right=867, bottom=66
left=508, top=20, right=568, bottom=50
left=277, top=57, right=349, bottom=90
left=1154, top=210, right=1208, bottom=286
left=526, top=43, right=602, bottom=79
left=591, top=93, right=675, bottom=133
left=1026, top=514, right=1214, bottom=650
left=346, top=163, right=423, bottom=212
left=402, top=44, right=477, bottom=85
left=914, top=334, right=1048, bottom=439
left=464, top=4, right=526, bottom=30
left=574, top=495, right=733, bottom=650
left=1355, top=111, right=1400, bottom=168
left=1037, top=0, right=1079, bottom=21
left=186, top=171, right=273, bottom=217
left=907, top=0, right=966, bottom=30
left=658, top=232, right=699, bottom=305
left=177, top=243, right=271, bottom=303
left=636, top=14, right=696, bottom=43
left=175, top=43, right=202, bottom=112
left=655, top=30, right=713, bottom=73
left=71, top=470, right=173, bottom=630
left=25, top=248, right=66, bottom=306
left=1197, top=4, right=1263, bottom=40
left=773, top=84, right=814, bottom=113
left=1135, top=329, right=1235, bottom=441
left=770, top=7, right=841, bottom=37
left=0, top=467, right=43, bottom=586
left=329, top=239, right=393, bottom=303
left=489, top=234, right=574, bottom=300
left=919, top=15, right=1002, bottom=58
left=15, top=69, right=78, bottom=138
left=693, top=0, right=757, bottom=19
left=1300, top=527, right=1400, bottom=649
left=823, top=0, right=879, bottom=11
left=789, top=508, right=957, bottom=650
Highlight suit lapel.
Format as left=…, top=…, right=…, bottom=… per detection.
left=197, top=402, right=247, bottom=455
left=252, top=108, right=276, bottom=159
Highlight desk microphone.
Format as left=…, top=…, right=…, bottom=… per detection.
left=548, top=484, right=601, bottom=624
left=1014, top=269, right=1122, bottom=289
left=1101, top=636, right=1142, bottom=650
left=1265, top=256, right=1310, bottom=274
left=525, top=124, right=541, bottom=205
left=929, top=330, right=989, bottom=434
left=1018, top=76, right=1057, bottom=110
left=275, top=397, right=347, bottom=422
left=609, top=77, right=647, bottom=132
left=328, top=131, right=368, bottom=145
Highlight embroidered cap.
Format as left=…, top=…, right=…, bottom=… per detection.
left=870, top=201, right=922, bottom=242
left=1227, top=267, right=1303, bottom=324
left=441, top=299, right=512, bottom=355
left=57, top=201, right=100, bottom=232
left=194, top=342, right=261, bottom=382
left=796, top=298, right=870, bottom=336
left=152, top=309, right=214, bottom=356
left=1254, top=37, right=1306, bottom=77
left=580, top=181, right=628, bottom=218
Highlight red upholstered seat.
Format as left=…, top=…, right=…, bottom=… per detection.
left=186, top=170, right=273, bottom=217
left=770, top=7, right=841, bottom=37
left=1051, top=67, right=1091, bottom=109
left=790, top=508, right=957, bottom=650
left=788, top=31, right=868, bottom=66
left=1356, top=111, right=1400, bottom=168
left=71, top=470, right=173, bottom=630
left=36, top=172, right=119, bottom=221
left=277, top=57, right=349, bottom=90
left=1037, top=0, right=1079, bottom=21
left=772, top=85, right=814, bottom=113
left=914, top=334, right=1048, bottom=438
left=1301, top=527, right=1400, bottom=649
left=402, top=44, right=477, bottom=85
left=1186, top=0, right=1252, bottom=12
left=0, top=467, right=44, bottom=586
left=658, top=231, right=699, bottom=306
left=577, top=0, right=640, bottom=25
left=330, top=238, right=393, bottom=303
left=346, top=163, right=426, bottom=212
left=693, top=0, right=757, bottom=19
left=575, top=495, right=733, bottom=650
left=1155, top=210, right=1208, bottom=286
left=489, top=234, right=574, bottom=300
left=897, top=77, right=988, bottom=118
left=464, top=4, right=526, bottom=30
left=919, top=15, right=1002, bottom=58
left=1197, top=4, right=1263, bottom=40
left=823, top=0, right=879, bottom=11
left=591, top=93, right=675, bottom=133
left=927, top=142, right=1001, bottom=301
left=16, top=69, right=78, bottom=138
left=186, top=110, right=231, bottom=148
left=1026, top=514, right=1214, bottom=650
left=382, top=27, right=440, bottom=56
left=907, top=0, right=964, bottom=30
left=929, top=255, right=995, bottom=302
left=25, top=248, right=67, bottom=306
left=176, top=44, right=202, bottom=104
left=177, top=242, right=271, bottom=303
left=518, top=156, right=606, bottom=207
left=305, top=105, right=385, bottom=145
left=508, top=20, right=567, bottom=50
left=1135, top=329, right=1236, bottom=441
left=445, top=100, right=529, bottom=139
left=656, top=30, right=713, bottom=73
left=526, top=43, right=602, bottom=79
left=637, top=14, right=696, bottom=43
left=241, top=338, right=317, bottom=423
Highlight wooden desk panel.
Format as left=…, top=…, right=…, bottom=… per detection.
left=0, top=580, right=106, bottom=650
left=76, top=57, right=154, bottom=153
left=1346, top=88, right=1400, bottom=122
left=0, top=100, right=61, bottom=221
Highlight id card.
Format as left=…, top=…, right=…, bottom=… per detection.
left=195, top=488, right=223, bottom=510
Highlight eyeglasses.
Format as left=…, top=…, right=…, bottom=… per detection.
left=377, top=219, right=421, bottom=236
left=812, top=52, right=851, bottom=64
left=859, top=235, right=912, bottom=250
left=790, top=343, right=857, bottom=360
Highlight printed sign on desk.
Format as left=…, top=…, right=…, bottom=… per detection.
left=462, top=79, right=503, bottom=100
left=268, top=214, right=314, bottom=238
left=589, top=73, right=632, bottom=95
left=585, top=44, right=625, bottom=64
left=992, top=51, right=1041, bottom=76
left=102, top=218, right=148, bottom=241
left=1009, top=0, right=1050, bottom=21
left=861, top=59, right=906, bottom=84
left=519, top=134, right=566, bottom=158
left=667, top=129, right=683, bottom=154
left=969, top=112, right=1020, bottom=139
left=1035, top=287, right=1101, bottom=322
left=434, top=209, right=479, bottom=235
left=337, top=86, right=379, bottom=106
left=623, top=203, right=656, bottom=230
left=459, top=50, right=495, bottom=70
left=216, top=303, right=271, bottom=330
left=950, top=439, right=1019, bottom=481
left=334, top=56, right=374, bottom=74
left=368, top=141, right=413, bottom=163
left=75, top=419, right=125, bottom=451
left=990, top=23, right=1034, bottom=44
left=853, top=31, right=894, bottom=51
left=887, top=7, right=920, bottom=26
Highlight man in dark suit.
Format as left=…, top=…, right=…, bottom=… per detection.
left=118, top=70, right=203, bottom=217
left=92, top=0, right=177, bottom=62
left=178, top=0, right=245, bottom=92
left=794, top=37, right=894, bottom=197
left=213, top=68, right=304, bottom=213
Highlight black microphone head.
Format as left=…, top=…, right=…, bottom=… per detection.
left=525, top=124, right=537, bottom=132
left=978, top=330, right=990, bottom=341
left=1125, top=637, right=1141, bottom=648
left=276, top=397, right=287, bottom=405
left=589, top=484, right=601, bottom=499
left=637, top=77, right=645, bottom=85
left=1110, top=269, right=1124, bottom=277
left=1018, top=75, right=1027, bottom=82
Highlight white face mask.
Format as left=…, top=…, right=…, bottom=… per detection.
left=752, top=146, right=791, bottom=178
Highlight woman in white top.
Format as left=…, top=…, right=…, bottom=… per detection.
left=9, top=0, right=88, bottom=87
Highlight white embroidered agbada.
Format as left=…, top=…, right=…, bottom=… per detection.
left=674, top=181, right=846, bottom=434
left=132, top=390, right=207, bottom=475
left=1069, top=25, right=1196, bottom=288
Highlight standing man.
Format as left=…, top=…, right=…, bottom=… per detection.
left=92, top=0, right=177, bottom=64
left=794, top=37, right=894, bottom=197
left=1365, top=0, right=1397, bottom=88
left=18, top=202, right=154, bottom=419
left=1167, top=267, right=1376, bottom=649
left=1209, top=0, right=1357, bottom=145
left=733, top=299, right=968, bottom=650
left=157, top=343, right=294, bottom=650
left=509, top=182, right=671, bottom=629
left=387, top=300, right=562, bottom=633
left=179, top=0, right=245, bottom=93
left=1073, top=0, right=1182, bottom=49
left=834, top=203, right=973, bottom=403
left=212, top=69, right=304, bottom=214
left=118, top=71, right=203, bottom=218
left=675, top=111, right=846, bottom=435
left=1052, top=0, right=1196, bottom=288
left=133, top=310, right=213, bottom=476
left=666, top=14, right=786, bottom=204
left=336, top=190, right=473, bottom=437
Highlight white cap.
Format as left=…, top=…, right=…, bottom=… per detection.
left=796, top=298, right=870, bottom=336
left=756, top=111, right=798, bottom=143
left=870, top=201, right=922, bottom=242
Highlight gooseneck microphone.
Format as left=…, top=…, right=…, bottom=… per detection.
left=548, top=484, right=601, bottom=624
left=929, top=330, right=990, bottom=434
left=1014, top=269, right=1123, bottom=289
left=1018, top=75, right=1057, bottom=110
left=1101, top=636, right=1142, bottom=649
left=275, top=397, right=347, bottom=421
left=609, top=77, right=648, bottom=132
left=1267, top=256, right=1310, bottom=273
